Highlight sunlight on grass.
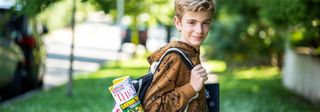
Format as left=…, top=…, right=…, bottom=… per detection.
left=115, top=59, right=149, bottom=68
left=79, top=58, right=149, bottom=80
left=234, top=67, right=279, bottom=79
left=101, top=58, right=149, bottom=69
left=204, top=60, right=227, bottom=73
left=76, top=68, right=148, bottom=80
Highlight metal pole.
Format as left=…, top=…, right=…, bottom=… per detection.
left=116, top=0, right=124, bottom=65
left=117, top=0, right=124, bottom=25
left=67, top=0, right=76, bottom=96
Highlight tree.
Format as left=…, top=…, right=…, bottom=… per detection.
left=261, top=0, right=320, bottom=56
left=144, top=0, right=174, bottom=42
left=15, top=0, right=61, bottom=17
left=204, top=0, right=320, bottom=67
left=205, top=0, right=272, bottom=66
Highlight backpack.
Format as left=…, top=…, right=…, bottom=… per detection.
left=132, top=48, right=194, bottom=103
left=132, top=47, right=219, bottom=112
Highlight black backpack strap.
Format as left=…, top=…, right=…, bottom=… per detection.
left=153, top=48, right=194, bottom=73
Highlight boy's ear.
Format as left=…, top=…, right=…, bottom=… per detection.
left=174, top=16, right=182, bottom=32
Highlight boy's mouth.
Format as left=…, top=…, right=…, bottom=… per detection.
left=193, top=36, right=203, bottom=41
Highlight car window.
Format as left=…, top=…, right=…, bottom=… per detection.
left=10, top=15, right=30, bottom=36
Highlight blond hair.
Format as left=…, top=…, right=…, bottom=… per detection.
left=174, top=0, right=216, bottom=19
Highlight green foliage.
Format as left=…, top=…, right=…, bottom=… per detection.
left=85, top=0, right=114, bottom=14
left=14, top=0, right=114, bottom=30
left=205, top=1, right=273, bottom=66
left=15, top=0, right=61, bottom=17
left=145, top=0, right=174, bottom=26
left=36, top=0, right=73, bottom=30
left=260, top=0, right=307, bottom=26
left=204, top=0, right=320, bottom=66
left=261, top=0, right=320, bottom=54
left=36, top=0, right=103, bottom=30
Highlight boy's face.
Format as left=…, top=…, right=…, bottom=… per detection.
left=174, top=11, right=212, bottom=49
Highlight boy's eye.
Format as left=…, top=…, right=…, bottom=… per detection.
left=203, top=21, right=211, bottom=25
left=188, top=21, right=195, bottom=25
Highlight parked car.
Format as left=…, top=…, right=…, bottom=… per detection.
left=0, top=2, right=47, bottom=100
left=0, top=23, right=24, bottom=99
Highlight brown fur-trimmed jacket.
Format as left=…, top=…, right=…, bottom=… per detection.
left=142, top=41, right=208, bottom=112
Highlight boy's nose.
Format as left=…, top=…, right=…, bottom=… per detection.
left=195, top=24, right=203, bottom=34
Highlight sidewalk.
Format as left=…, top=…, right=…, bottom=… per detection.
left=43, top=22, right=124, bottom=90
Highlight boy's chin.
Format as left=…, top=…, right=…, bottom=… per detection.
left=190, top=42, right=202, bottom=48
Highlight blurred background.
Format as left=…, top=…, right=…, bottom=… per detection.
left=0, top=0, right=319, bottom=111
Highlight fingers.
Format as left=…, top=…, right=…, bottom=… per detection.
left=197, top=76, right=208, bottom=84
left=195, top=73, right=207, bottom=80
left=197, top=68, right=206, bottom=74
left=199, top=74, right=208, bottom=82
left=193, top=65, right=206, bottom=73
left=190, top=65, right=209, bottom=92
left=203, top=76, right=208, bottom=81
left=193, top=65, right=203, bottom=71
left=192, top=65, right=208, bottom=82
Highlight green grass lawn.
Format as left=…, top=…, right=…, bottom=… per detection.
left=220, top=67, right=318, bottom=112
left=0, top=59, right=318, bottom=112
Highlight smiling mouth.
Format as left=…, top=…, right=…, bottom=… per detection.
left=193, top=36, right=203, bottom=40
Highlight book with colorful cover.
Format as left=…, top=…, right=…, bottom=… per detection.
left=109, top=76, right=144, bottom=112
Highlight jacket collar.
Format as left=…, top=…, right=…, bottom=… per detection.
left=147, top=41, right=200, bottom=64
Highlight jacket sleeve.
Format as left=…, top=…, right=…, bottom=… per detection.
left=142, top=53, right=196, bottom=112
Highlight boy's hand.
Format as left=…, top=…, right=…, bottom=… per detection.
left=190, top=65, right=208, bottom=92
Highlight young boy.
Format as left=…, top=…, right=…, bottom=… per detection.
left=142, top=0, right=216, bottom=111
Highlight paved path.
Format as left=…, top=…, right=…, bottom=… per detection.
left=43, top=22, right=124, bottom=89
